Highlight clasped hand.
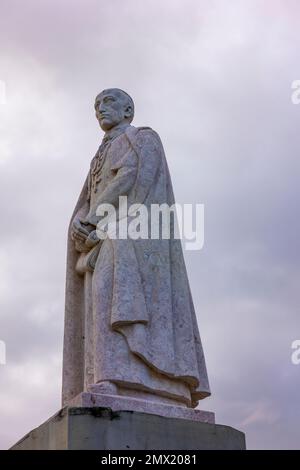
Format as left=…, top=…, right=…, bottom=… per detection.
left=71, top=219, right=99, bottom=249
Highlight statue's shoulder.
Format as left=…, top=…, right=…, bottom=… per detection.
left=125, top=125, right=162, bottom=147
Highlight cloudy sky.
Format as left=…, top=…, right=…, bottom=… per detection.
left=0, top=0, right=299, bottom=450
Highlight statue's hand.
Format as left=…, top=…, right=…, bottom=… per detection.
left=71, top=219, right=90, bottom=243
left=81, top=214, right=99, bottom=227
left=85, top=230, right=99, bottom=248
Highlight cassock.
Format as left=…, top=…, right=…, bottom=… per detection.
left=62, top=124, right=210, bottom=408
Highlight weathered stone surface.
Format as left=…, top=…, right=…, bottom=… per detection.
left=62, top=88, right=211, bottom=410
left=70, top=392, right=215, bottom=423
left=10, top=407, right=246, bottom=450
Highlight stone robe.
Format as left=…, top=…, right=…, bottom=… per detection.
left=62, top=125, right=210, bottom=408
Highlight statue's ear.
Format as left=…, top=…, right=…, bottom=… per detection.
left=124, top=105, right=133, bottom=119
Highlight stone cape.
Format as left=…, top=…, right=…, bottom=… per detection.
left=62, top=125, right=210, bottom=408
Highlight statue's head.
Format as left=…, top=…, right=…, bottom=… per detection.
left=94, top=88, right=134, bottom=131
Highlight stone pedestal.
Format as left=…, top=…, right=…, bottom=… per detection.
left=70, top=392, right=215, bottom=424
left=10, top=397, right=246, bottom=450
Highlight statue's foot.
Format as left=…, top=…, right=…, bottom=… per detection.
left=88, top=381, right=118, bottom=396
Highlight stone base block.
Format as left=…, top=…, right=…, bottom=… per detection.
left=10, top=406, right=246, bottom=450
left=70, top=392, right=215, bottom=423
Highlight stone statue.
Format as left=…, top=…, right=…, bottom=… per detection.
left=62, top=88, right=210, bottom=410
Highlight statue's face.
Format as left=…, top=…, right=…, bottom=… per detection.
left=94, top=90, right=129, bottom=131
